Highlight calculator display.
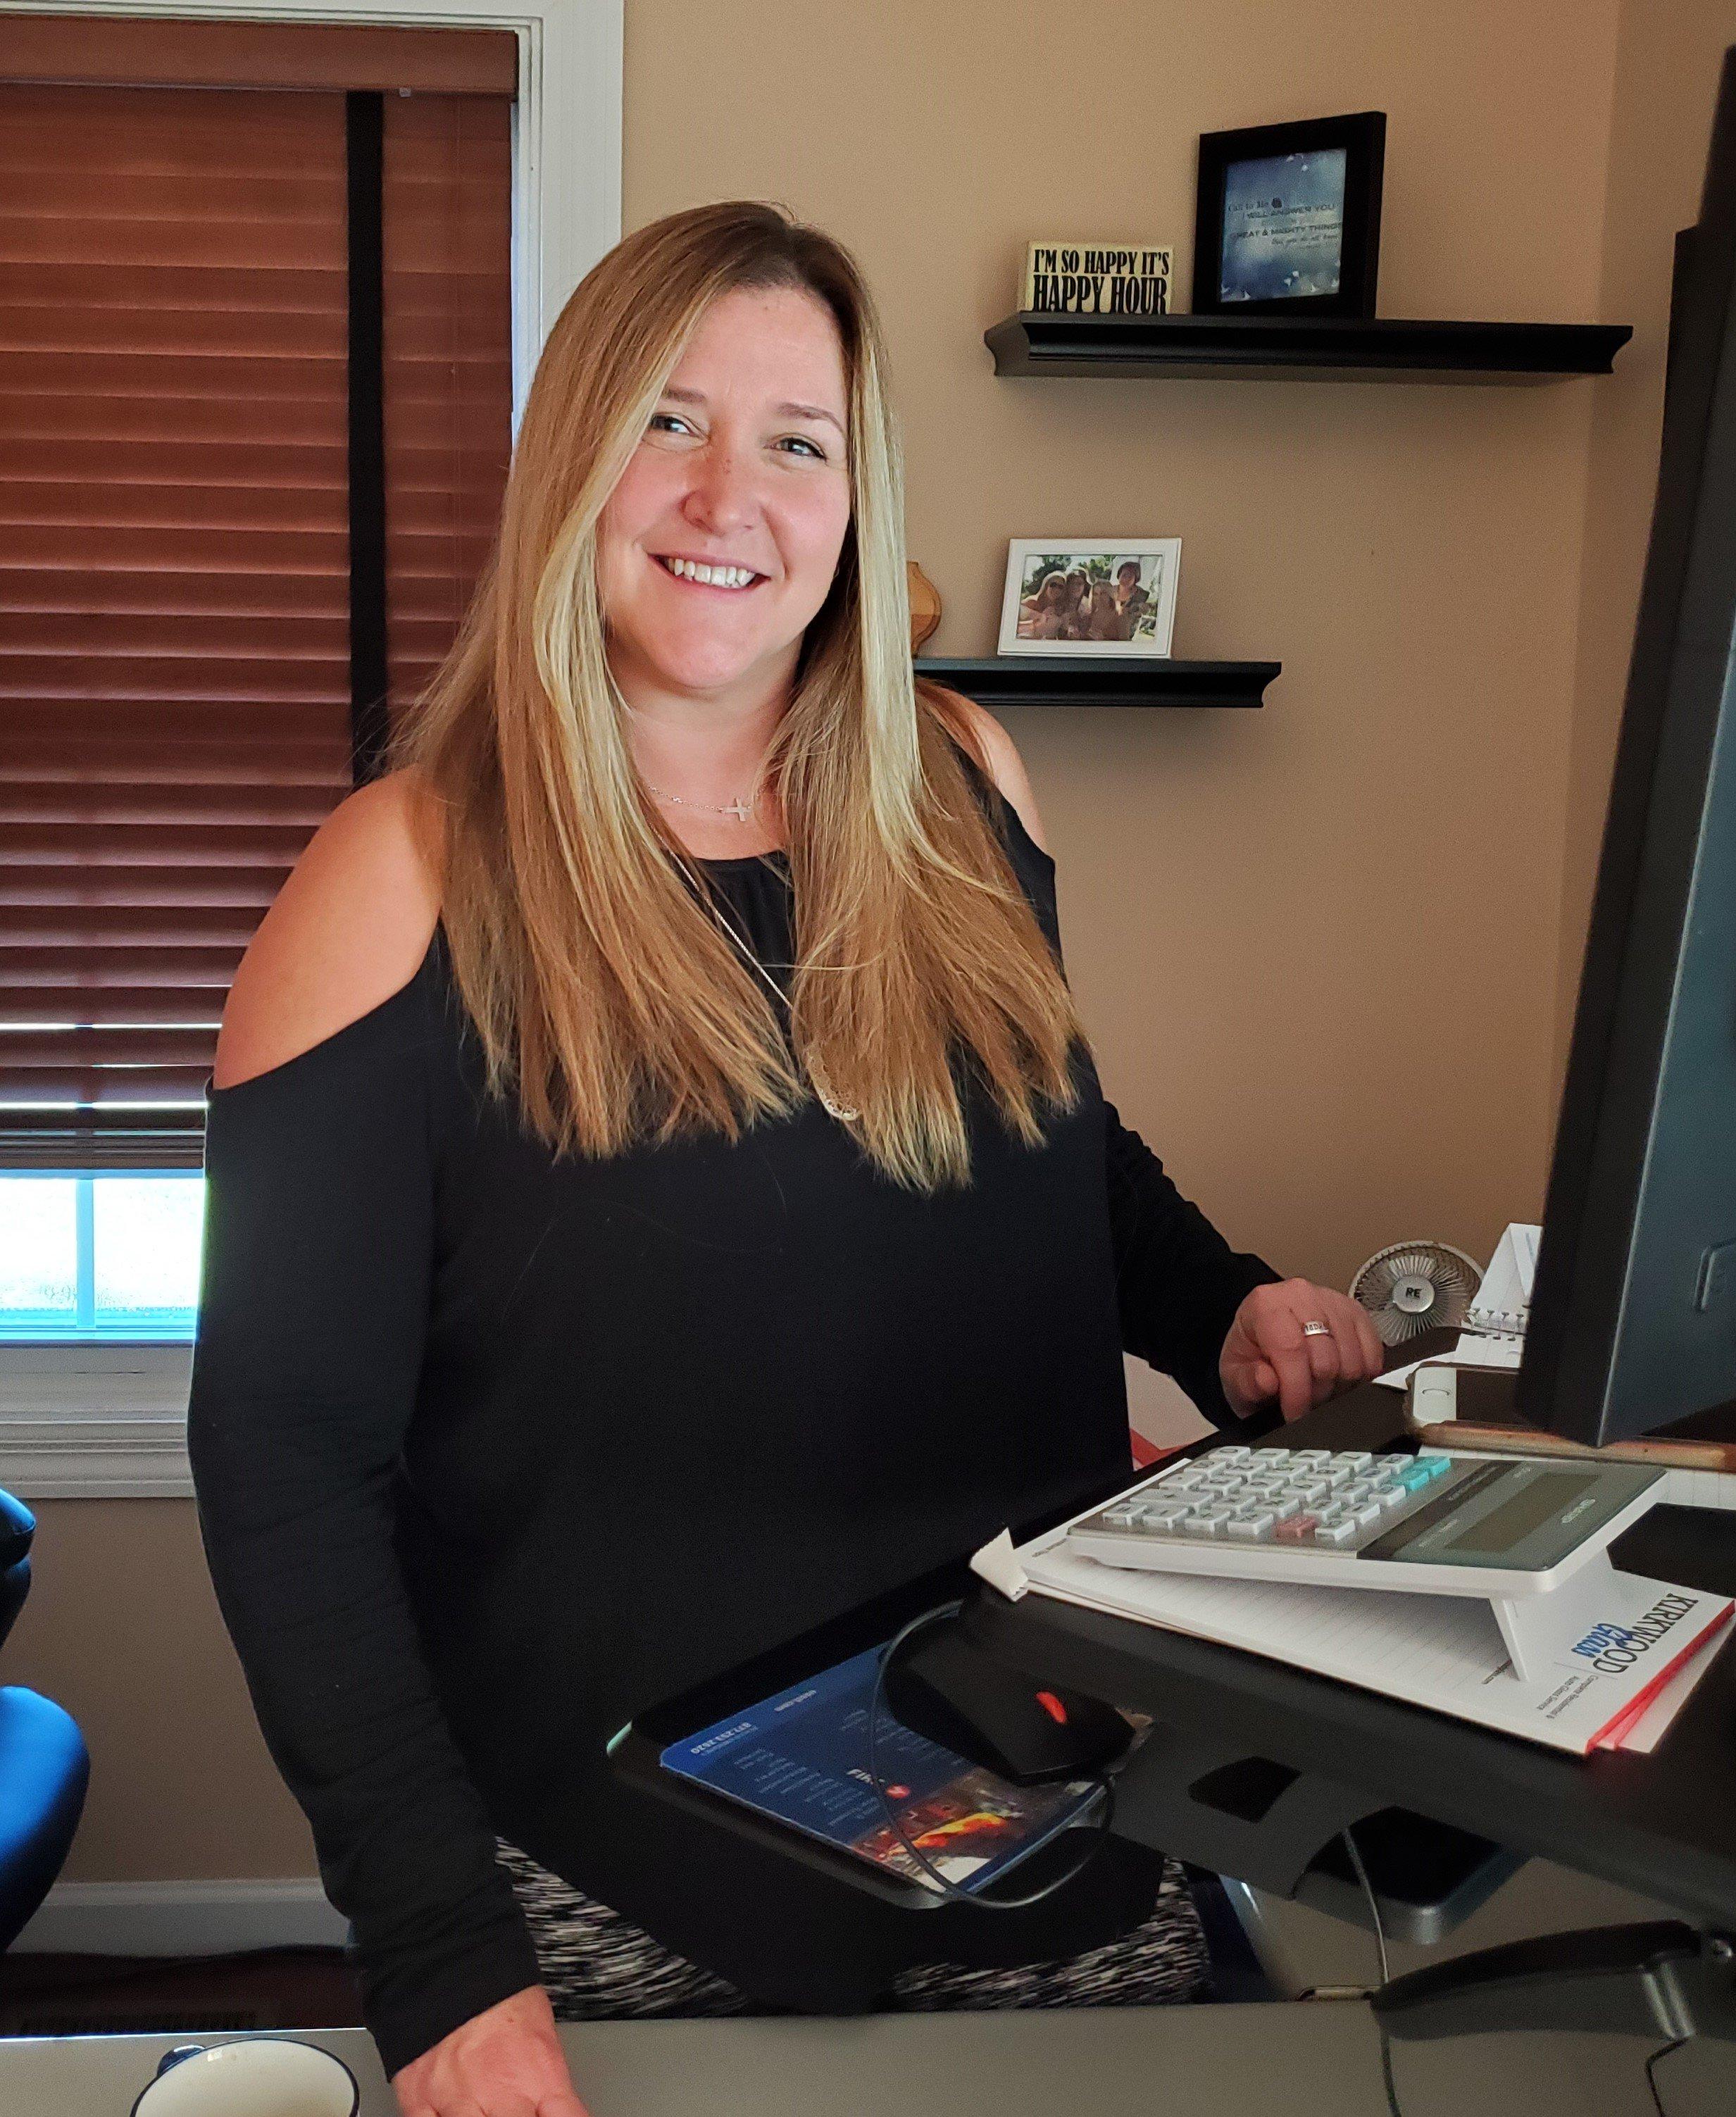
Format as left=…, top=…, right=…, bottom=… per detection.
left=1361, top=1461, right=1656, bottom=1571
left=1442, top=1471, right=1601, bottom=1554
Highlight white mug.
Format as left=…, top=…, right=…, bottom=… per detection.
left=128, top=2036, right=360, bottom=2117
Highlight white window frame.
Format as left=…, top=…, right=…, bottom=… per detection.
left=0, top=0, right=621, bottom=1497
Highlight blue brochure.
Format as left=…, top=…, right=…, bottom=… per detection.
left=660, top=1643, right=1100, bottom=1894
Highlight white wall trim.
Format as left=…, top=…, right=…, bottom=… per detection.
left=15, top=1877, right=347, bottom=1956
left=0, top=1349, right=194, bottom=1499
left=0, top=0, right=625, bottom=427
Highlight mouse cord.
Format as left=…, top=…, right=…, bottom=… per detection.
left=865, top=1599, right=1119, bottom=1911
left=1342, top=1826, right=1404, bottom=2117
left=1644, top=2038, right=1688, bottom=2117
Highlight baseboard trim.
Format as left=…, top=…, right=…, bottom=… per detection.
left=14, top=1878, right=348, bottom=1956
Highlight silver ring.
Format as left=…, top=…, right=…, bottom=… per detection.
left=1301, top=1319, right=1332, bottom=1337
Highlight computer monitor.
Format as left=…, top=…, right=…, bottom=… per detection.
left=1518, top=46, right=1736, bottom=1447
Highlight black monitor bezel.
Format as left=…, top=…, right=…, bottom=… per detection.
left=1519, top=47, right=1736, bottom=1445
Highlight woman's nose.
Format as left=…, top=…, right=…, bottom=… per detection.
left=681, top=445, right=758, bottom=535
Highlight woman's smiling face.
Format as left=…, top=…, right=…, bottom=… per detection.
left=597, top=283, right=853, bottom=703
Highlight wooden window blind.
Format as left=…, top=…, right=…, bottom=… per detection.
left=0, top=43, right=514, bottom=1173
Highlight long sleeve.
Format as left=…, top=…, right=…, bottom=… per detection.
left=185, top=983, right=540, bottom=2080
left=1104, top=1099, right=1285, bottom=1432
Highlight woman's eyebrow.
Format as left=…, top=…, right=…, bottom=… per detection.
left=660, top=384, right=844, bottom=436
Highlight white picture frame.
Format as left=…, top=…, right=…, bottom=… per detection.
left=997, top=539, right=1181, bottom=656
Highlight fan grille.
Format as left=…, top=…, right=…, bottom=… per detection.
left=1350, top=1242, right=1482, bottom=1345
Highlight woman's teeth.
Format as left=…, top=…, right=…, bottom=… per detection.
left=656, top=555, right=760, bottom=589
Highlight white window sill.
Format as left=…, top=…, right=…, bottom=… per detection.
left=0, top=1347, right=193, bottom=1499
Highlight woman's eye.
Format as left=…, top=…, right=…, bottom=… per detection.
left=780, top=436, right=825, bottom=460
left=648, top=413, right=692, bottom=436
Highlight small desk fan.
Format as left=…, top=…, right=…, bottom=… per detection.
left=1350, top=1241, right=1484, bottom=1346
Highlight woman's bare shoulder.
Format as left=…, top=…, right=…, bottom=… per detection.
left=918, top=683, right=1051, bottom=855
left=211, top=768, right=445, bottom=1090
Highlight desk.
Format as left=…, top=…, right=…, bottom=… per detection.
left=0, top=2004, right=1724, bottom=2117
left=965, top=1378, right=1736, bottom=1943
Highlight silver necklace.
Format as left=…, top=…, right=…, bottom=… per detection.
left=644, top=780, right=759, bottom=824
left=694, top=884, right=861, bottom=1123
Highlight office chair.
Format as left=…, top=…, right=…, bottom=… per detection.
left=0, top=1487, right=89, bottom=1949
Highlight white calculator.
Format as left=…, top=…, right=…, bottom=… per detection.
left=1065, top=1444, right=1663, bottom=1600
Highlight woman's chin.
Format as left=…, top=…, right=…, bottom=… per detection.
left=622, top=637, right=791, bottom=699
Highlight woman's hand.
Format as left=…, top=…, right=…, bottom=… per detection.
left=392, top=1984, right=589, bottom=2117
left=1218, top=1278, right=1385, bottom=1422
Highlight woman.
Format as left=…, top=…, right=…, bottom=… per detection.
left=1056, top=567, right=1090, bottom=639
left=1079, top=575, right=1125, bottom=641
left=1018, top=566, right=1068, bottom=638
left=1112, top=558, right=1150, bottom=642
left=187, top=201, right=1378, bottom=2117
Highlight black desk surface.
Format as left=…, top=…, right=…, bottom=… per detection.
left=964, top=1370, right=1736, bottom=1933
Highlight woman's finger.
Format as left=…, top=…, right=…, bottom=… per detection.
left=1257, top=1311, right=1316, bottom=1420
left=1351, top=1300, right=1385, bottom=1378
left=1299, top=1316, right=1342, bottom=1399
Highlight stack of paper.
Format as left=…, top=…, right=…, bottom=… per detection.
left=972, top=1516, right=1730, bottom=1756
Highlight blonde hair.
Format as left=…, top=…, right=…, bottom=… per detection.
left=388, top=199, right=1089, bottom=1192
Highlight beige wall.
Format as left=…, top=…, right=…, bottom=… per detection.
left=8, top=0, right=1711, bottom=1892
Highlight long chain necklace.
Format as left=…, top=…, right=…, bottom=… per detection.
left=693, top=885, right=861, bottom=1124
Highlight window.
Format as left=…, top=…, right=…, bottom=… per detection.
left=0, top=1172, right=204, bottom=1342
left=0, top=20, right=516, bottom=1312
left=0, top=1, right=612, bottom=1496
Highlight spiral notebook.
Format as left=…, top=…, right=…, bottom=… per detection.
left=1462, top=1221, right=1539, bottom=1352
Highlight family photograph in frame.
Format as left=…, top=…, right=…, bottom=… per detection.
left=998, top=541, right=1181, bottom=656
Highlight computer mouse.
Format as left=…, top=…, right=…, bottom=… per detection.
left=882, top=1623, right=1134, bottom=1785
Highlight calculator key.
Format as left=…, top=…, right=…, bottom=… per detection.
left=1101, top=1504, right=1144, bottom=1526
left=1335, top=1451, right=1374, bottom=1469
left=1137, top=1503, right=1193, bottom=1530
left=1185, top=1507, right=1244, bottom=1541
left=1210, top=1447, right=1251, bottom=1463
left=1290, top=1449, right=1332, bottom=1464
left=1313, top=1516, right=1359, bottom=1546
left=1226, top=1511, right=1276, bottom=1540
left=1275, top=1513, right=1319, bottom=1542
left=1263, top=1494, right=1303, bottom=1521
left=1345, top=1501, right=1384, bottom=1530
left=1419, top=1454, right=1454, bottom=1480
left=1290, top=1479, right=1332, bottom=1504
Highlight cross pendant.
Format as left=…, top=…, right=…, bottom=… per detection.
left=724, top=797, right=754, bottom=823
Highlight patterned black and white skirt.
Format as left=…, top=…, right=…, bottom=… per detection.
left=494, top=1836, right=1208, bottom=2018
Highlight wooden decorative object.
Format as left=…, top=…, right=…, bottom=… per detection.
left=906, top=561, right=942, bottom=651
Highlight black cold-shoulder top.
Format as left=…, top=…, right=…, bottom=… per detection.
left=185, top=758, right=1280, bottom=2077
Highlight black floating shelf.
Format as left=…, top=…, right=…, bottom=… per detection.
left=985, top=311, right=1631, bottom=384
left=916, top=655, right=1278, bottom=710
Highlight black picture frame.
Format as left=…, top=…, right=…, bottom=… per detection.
left=1192, top=111, right=1386, bottom=318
